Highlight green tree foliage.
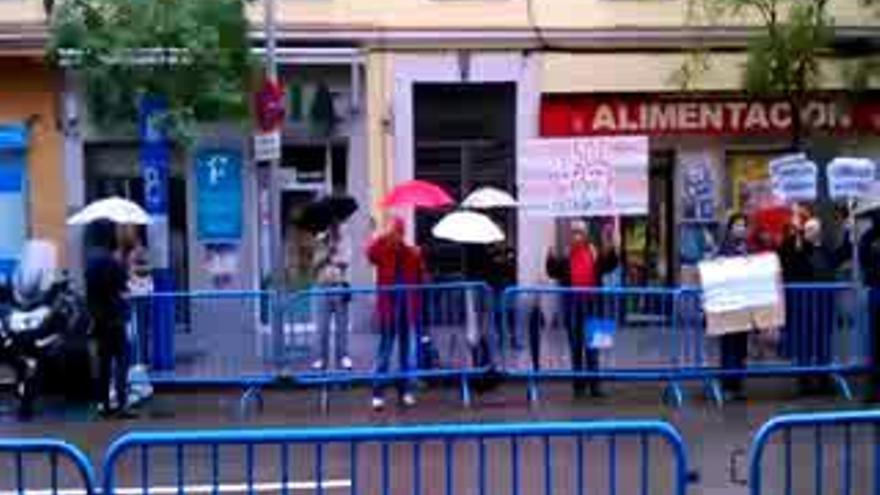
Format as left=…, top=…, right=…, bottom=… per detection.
left=677, top=0, right=834, bottom=147
left=48, top=0, right=255, bottom=143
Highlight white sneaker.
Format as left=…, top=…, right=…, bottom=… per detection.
left=371, top=397, right=386, bottom=411
left=340, top=357, right=353, bottom=370
left=401, top=393, right=417, bottom=408
left=311, top=359, right=325, bottom=371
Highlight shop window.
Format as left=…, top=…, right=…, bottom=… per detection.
left=0, top=121, right=29, bottom=278
left=0, top=151, right=26, bottom=264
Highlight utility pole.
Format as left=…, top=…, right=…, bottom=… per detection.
left=263, top=0, right=286, bottom=371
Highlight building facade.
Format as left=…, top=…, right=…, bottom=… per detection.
left=0, top=4, right=66, bottom=274
left=2, top=0, right=879, bottom=290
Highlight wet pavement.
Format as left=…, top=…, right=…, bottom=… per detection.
left=0, top=379, right=866, bottom=495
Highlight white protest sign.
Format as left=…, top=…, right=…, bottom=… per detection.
left=769, top=153, right=818, bottom=203
left=827, top=157, right=876, bottom=200
left=698, top=253, right=785, bottom=336
left=520, top=137, right=649, bottom=217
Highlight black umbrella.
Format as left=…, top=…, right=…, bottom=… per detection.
left=295, top=195, right=358, bottom=233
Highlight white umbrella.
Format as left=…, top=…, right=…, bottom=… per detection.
left=461, top=187, right=517, bottom=209
left=432, top=211, right=505, bottom=245
left=67, top=197, right=152, bottom=226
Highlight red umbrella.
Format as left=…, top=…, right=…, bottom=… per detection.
left=381, top=180, right=454, bottom=209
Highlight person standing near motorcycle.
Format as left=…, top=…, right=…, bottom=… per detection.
left=86, top=219, right=132, bottom=418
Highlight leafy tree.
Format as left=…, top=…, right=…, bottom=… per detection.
left=677, top=0, right=834, bottom=149
left=47, top=0, right=255, bottom=144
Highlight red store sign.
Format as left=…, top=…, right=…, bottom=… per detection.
left=540, top=94, right=880, bottom=137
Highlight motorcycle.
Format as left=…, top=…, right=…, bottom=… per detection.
left=0, top=241, right=93, bottom=418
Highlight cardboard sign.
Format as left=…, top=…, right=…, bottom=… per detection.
left=520, top=137, right=649, bottom=217
left=698, top=253, right=785, bottom=336
left=769, top=153, right=818, bottom=203
left=828, top=157, right=876, bottom=200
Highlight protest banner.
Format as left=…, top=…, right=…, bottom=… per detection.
left=520, top=137, right=649, bottom=217
left=827, top=157, right=876, bottom=200
left=769, top=153, right=818, bottom=203
left=698, top=253, right=785, bottom=336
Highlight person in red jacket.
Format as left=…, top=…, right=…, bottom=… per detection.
left=546, top=220, right=619, bottom=399
left=367, top=217, right=426, bottom=410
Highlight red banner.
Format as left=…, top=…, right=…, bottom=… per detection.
left=540, top=94, right=880, bottom=137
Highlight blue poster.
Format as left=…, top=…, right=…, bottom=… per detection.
left=196, top=149, right=243, bottom=241
left=138, top=95, right=170, bottom=214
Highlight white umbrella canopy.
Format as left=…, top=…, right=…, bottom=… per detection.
left=461, top=187, right=517, bottom=209
left=432, top=211, right=505, bottom=245
left=67, top=197, right=152, bottom=226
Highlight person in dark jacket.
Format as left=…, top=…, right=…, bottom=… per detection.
left=85, top=220, right=132, bottom=417
left=778, top=217, right=850, bottom=394
left=717, top=213, right=751, bottom=399
left=860, top=211, right=880, bottom=401
left=545, top=220, right=618, bottom=398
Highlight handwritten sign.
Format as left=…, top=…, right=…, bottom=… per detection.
left=520, top=137, right=649, bottom=217
left=769, top=153, right=817, bottom=203
left=828, top=157, right=876, bottom=200
left=698, top=253, right=785, bottom=335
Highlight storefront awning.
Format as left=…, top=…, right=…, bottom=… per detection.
left=0, top=123, right=28, bottom=151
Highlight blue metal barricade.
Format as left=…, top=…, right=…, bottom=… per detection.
left=681, top=282, right=868, bottom=402
left=286, top=282, right=496, bottom=407
left=0, top=438, right=97, bottom=495
left=501, top=286, right=684, bottom=405
left=749, top=410, right=880, bottom=495
left=129, top=290, right=279, bottom=389
left=103, top=420, right=691, bottom=495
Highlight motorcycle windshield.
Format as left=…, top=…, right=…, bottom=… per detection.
left=13, top=240, right=59, bottom=306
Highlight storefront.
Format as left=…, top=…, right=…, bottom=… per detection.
left=539, top=92, right=880, bottom=285
left=0, top=57, right=65, bottom=276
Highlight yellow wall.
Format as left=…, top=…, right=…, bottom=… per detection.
left=541, top=53, right=860, bottom=93
left=1, top=0, right=874, bottom=34
left=0, top=1, right=44, bottom=24
left=267, top=0, right=872, bottom=30
left=0, top=57, right=66, bottom=262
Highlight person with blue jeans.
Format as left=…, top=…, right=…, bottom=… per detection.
left=367, top=218, right=426, bottom=410
left=312, top=224, right=352, bottom=371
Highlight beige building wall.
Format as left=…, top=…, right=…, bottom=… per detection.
left=264, top=0, right=873, bottom=30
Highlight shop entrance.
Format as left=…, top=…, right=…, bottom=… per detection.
left=413, top=83, right=517, bottom=282
left=620, top=151, right=676, bottom=287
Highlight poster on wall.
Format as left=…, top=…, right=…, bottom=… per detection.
left=520, top=136, right=649, bottom=217
left=728, top=154, right=777, bottom=214
left=195, top=149, right=244, bottom=241
left=680, top=151, right=716, bottom=221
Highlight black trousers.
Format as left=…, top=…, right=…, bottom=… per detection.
left=720, top=332, right=748, bottom=394
left=871, top=289, right=880, bottom=399
left=95, top=325, right=128, bottom=411
left=564, top=294, right=600, bottom=395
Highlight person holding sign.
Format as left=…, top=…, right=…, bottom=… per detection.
left=546, top=220, right=619, bottom=399
left=716, top=214, right=753, bottom=399
left=778, top=217, right=851, bottom=395
left=860, top=212, right=880, bottom=402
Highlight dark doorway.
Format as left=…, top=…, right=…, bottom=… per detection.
left=413, top=83, right=517, bottom=282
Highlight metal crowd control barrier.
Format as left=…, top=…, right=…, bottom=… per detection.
left=103, top=420, right=691, bottom=495
left=680, top=282, right=868, bottom=404
left=130, top=290, right=278, bottom=386
left=749, top=410, right=880, bottom=495
left=286, top=282, right=496, bottom=409
left=0, top=438, right=97, bottom=495
left=501, top=286, right=685, bottom=405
